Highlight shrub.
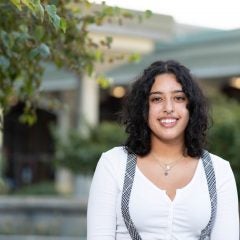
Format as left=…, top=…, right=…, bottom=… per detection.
left=53, top=122, right=126, bottom=174
left=207, top=93, right=240, bottom=192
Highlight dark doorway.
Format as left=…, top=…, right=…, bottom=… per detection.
left=100, top=86, right=127, bottom=122
left=3, top=103, right=57, bottom=189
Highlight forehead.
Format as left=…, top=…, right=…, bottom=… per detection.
left=150, top=73, right=183, bottom=92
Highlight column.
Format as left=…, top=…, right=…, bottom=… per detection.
left=76, top=74, right=99, bottom=135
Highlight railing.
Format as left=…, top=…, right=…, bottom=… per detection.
left=0, top=196, right=87, bottom=239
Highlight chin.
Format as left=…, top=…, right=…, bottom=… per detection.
left=153, top=132, right=184, bottom=144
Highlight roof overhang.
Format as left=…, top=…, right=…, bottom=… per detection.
left=107, top=29, right=240, bottom=84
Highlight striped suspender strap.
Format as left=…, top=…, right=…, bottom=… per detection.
left=199, top=150, right=217, bottom=240
left=121, top=150, right=217, bottom=240
left=121, top=152, right=142, bottom=240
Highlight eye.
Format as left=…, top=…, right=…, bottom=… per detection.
left=174, top=95, right=187, bottom=102
left=150, top=96, right=163, bottom=103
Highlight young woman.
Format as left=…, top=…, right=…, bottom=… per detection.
left=87, top=60, right=239, bottom=239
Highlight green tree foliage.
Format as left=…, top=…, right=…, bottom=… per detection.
left=0, top=0, right=151, bottom=124
left=208, top=93, right=240, bottom=192
left=1, top=1, right=64, bottom=124
left=53, top=121, right=127, bottom=173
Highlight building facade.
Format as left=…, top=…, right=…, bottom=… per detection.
left=3, top=9, right=240, bottom=189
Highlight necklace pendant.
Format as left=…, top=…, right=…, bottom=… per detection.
left=166, top=165, right=171, bottom=170
left=164, top=171, right=169, bottom=176
left=152, top=152, right=183, bottom=177
left=164, top=165, right=171, bottom=176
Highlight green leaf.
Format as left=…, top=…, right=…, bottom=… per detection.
left=10, top=0, right=22, bottom=10
left=34, top=26, right=45, bottom=41
left=45, top=5, right=61, bottom=30
left=128, top=53, right=141, bottom=63
left=19, top=24, right=29, bottom=33
left=33, top=0, right=45, bottom=22
left=39, top=43, right=50, bottom=58
left=21, top=0, right=35, bottom=12
left=105, top=36, right=113, bottom=48
left=0, top=31, right=9, bottom=48
left=96, top=75, right=111, bottom=89
left=19, top=112, right=37, bottom=125
left=94, top=49, right=103, bottom=62
left=30, top=43, right=50, bottom=58
left=60, top=18, right=67, bottom=33
left=0, top=56, right=10, bottom=70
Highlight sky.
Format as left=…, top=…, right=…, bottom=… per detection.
left=91, top=0, right=240, bottom=30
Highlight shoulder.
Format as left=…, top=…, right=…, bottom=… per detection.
left=208, top=152, right=231, bottom=172
left=102, top=146, right=128, bottom=158
left=208, top=152, right=236, bottom=187
left=100, top=146, right=128, bottom=165
left=96, top=146, right=128, bottom=176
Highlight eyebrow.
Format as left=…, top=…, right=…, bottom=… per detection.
left=149, top=90, right=184, bottom=95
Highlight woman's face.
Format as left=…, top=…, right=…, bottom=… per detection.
left=148, top=73, right=189, bottom=145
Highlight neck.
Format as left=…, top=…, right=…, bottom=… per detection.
left=150, top=138, right=186, bottom=161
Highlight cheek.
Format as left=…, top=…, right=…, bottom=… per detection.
left=148, top=103, right=161, bottom=116
left=182, top=107, right=190, bottom=123
left=148, top=107, right=157, bottom=123
left=148, top=106, right=161, bottom=128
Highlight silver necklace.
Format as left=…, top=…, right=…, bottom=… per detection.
left=152, top=152, right=183, bottom=176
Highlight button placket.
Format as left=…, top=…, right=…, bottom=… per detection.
left=167, top=203, right=174, bottom=240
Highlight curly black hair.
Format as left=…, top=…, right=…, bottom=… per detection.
left=121, top=60, right=209, bottom=158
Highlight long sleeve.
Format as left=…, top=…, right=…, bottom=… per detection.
left=87, top=152, right=119, bottom=240
left=211, top=161, right=239, bottom=239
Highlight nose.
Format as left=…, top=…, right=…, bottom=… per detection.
left=163, top=98, right=174, bottom=114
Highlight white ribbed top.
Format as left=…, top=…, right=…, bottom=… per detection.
left=87, top=147, right=239, bottom=240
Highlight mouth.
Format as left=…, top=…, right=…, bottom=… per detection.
left=159, top=117, right=179, bottom=128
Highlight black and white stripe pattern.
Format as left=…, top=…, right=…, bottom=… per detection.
left=121, top=150, right=217, bottom=240
left=121, top=153, right=142, bottom=240
left=199, top=150, right=217, bottom=239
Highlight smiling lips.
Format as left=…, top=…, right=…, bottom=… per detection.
left=159, top=118, right=178, bottom=128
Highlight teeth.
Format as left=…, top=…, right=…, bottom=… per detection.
left=161, top=119, right=176, bottom=123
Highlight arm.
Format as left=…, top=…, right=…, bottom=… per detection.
left=211, top=162, right=239, bottom=239
left=87, top=152, right=119, bottom=240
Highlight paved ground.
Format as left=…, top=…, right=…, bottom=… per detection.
left=0, top=236, right=86, bottom=240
